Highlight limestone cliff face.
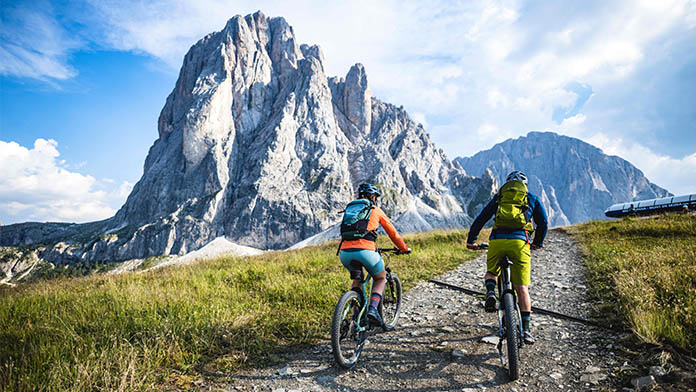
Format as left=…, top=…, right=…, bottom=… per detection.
left=455, top=131, right=671, bottom=226
left=0, top=11, right=494, bottom=266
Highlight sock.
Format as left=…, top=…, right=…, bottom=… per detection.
left=521, top=311, right=531, bottom=331
left=485, top=279, right=496, bottom=293
left=369, top=292, right=382, bottom=311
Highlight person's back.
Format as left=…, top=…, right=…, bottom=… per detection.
left=466, top=171, right=548, bottom=344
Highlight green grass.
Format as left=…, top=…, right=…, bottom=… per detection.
left=568, top=213, right=696, bottom=353
left=0, top=229, right=483, bottom=391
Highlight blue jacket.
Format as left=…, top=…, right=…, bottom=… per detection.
left=467, top=191, right=548, bottom=246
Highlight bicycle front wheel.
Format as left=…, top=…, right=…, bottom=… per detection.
left=331, top=290, right=365, bottom=369
left=380, top=273, right=402, bottom=329
left=503, top=292, right=520, bottom=380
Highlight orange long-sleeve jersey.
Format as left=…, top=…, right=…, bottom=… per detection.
left=340, top=205, right=409, bottom=252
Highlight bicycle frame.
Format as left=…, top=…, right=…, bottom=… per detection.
left=353, top=274, right=373, bottom=334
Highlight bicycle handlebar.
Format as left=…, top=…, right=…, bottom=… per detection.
left=471, top=242, right=489, bottom=250
left=378, top=248, right=411, bottom=255
left=472, top=242, right=540, bottom=251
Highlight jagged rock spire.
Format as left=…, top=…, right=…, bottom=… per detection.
left=0, top=12, right=495, bottom=264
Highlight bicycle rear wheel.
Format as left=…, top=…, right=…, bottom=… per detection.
left=380, top=272, right=402, bottom=329
left=503, top=292, right=520, bottom=380
left=331, top=290, right=366, bottom=368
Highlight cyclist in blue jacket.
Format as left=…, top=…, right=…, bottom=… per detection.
left=466, top=171, right=548, bottom=344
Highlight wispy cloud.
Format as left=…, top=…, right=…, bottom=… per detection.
left=0, top=139, right=133, bottom=224
left=0, top=1, right=82, bottom=80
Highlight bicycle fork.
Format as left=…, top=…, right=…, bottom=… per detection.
left=496, top=312, right=506, bottom=365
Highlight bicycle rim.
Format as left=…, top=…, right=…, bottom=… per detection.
left=503, top=292, right=520, bottom=380
left=380, top=273, right=402, bottom=329
left=331, top=291, right=365, bottom=368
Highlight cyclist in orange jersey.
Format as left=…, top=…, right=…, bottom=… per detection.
left=339, top=183, right=411, bottom=326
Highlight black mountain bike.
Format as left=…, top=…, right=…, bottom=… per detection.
left=475, top=242, right=524, bottom=380
left=330, top=248, right=404, bottom=369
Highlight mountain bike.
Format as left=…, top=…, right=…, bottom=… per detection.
left=330, top=248, right=405, bottom=369
left=474, top=242, right=524, bottom=380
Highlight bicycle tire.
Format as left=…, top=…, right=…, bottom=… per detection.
left=503, top=292, right=520, bottom=380
left=380, top=273, right=402, bottom=329
left=331, top=290, right=365, bottom=368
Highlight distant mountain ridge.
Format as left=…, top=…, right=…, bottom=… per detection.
left=455, top=131, right=671, bottom=226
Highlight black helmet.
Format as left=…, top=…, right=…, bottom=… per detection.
left=506, top=170, right=528, bottom=185
left=358, top=183, right=381, bottom=197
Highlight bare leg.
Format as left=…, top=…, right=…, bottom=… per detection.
left=371, top=269, right=387, bottom=296
left=484, top=271, right=498, bottom=282
left=513, top=284, right=531, bottom=312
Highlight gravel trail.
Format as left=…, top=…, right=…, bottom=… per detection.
left=211, top=229, right=623, bottom=391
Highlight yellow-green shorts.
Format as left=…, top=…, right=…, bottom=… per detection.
left=486, top=239, right=531, bottom=286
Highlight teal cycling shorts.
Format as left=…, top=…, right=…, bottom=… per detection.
left=339, top=249, right=385, bottom=277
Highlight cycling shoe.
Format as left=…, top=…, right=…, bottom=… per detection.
left=484, top=291, right=497, bottom=312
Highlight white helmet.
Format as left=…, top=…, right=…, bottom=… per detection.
left=506, top=170, right=528, bottom=185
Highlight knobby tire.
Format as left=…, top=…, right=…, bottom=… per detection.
left=503, top=292, right=520, bottom=380
left=380, top=273, right=402, bottom=329
left=331, top=290, right=365, bottom=369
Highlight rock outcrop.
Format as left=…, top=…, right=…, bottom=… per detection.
left=0, top=11, right=494, bottom=270
left=455, top=131, right=671, bottom=226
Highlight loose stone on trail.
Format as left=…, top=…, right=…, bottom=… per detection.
left=631, top=375, right=656, bottom=389
left=277, top=366, right=293, bottom=376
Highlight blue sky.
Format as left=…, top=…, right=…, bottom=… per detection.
left=1, top=0, right=695, bottom=224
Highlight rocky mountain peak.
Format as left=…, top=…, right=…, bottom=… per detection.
left=0, top=12, right=494, bottom=265
left=455, top=131, right=670, bottom=225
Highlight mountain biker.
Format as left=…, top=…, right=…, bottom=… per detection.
left=339, top=183, right=411, bottom=327
left=466, top=171, right=548, bottom=345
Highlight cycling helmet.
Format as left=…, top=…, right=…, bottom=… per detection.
left=506, top=170, right=528, bottom=185
left=358, top=183, right=381, bottom=197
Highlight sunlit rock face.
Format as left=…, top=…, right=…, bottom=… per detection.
left=0, top=11, right=494, bottom=264
left=455, top=131, right=671, bottom=226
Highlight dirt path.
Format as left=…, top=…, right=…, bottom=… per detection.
left=210, top=229, right=623, bottom=391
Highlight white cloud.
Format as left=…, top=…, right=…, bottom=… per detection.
left=0, top=139, right=131, bottom=224
left=0, top=2, right=81, bottom=80
left=487, top=89, right=508, bottom=109
left=411, top=112, right=428, bottom=129
left=560, top=113, right=586, bottom=127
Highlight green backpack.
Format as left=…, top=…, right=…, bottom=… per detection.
left=493, top=180, right=534, bottom=233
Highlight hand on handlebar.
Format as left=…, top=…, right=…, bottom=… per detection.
left=467, top=242, right=489, bottom=250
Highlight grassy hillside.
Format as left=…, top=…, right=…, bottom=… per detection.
left=568, top=213, right=696, bottom=353
left=0, top=229, right=483, bottom=391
